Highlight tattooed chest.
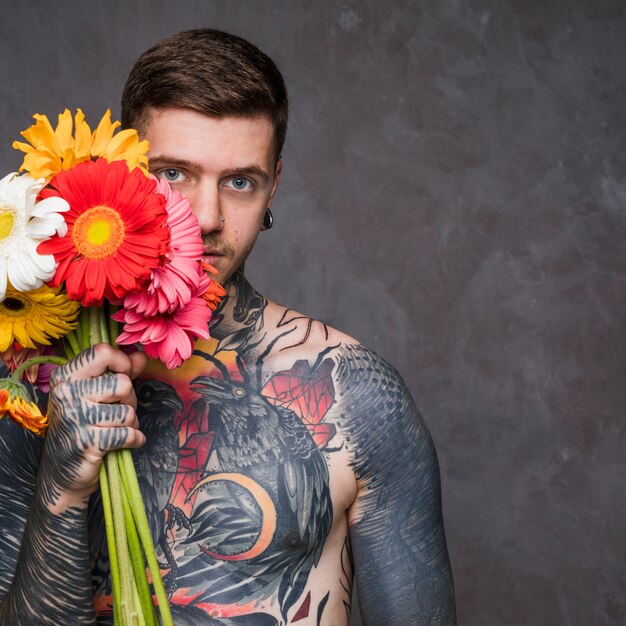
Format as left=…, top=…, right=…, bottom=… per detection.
left=93, top=371, right=337, bottom=623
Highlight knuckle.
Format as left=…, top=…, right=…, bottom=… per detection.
left=49, top=380, right=70, bottom=402
left=49, top=365, right=68, bottom=387
left=93, top=342, right=114, bottom=358
left=125, top=406, right=138, bottom=426
left=76, top=377, right=98, bottom=397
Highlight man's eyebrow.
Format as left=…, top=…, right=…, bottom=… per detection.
left=222, top=166, right=270, bottom=182
left=149, top=155, right=270, bottom=181
left=148, top=155, right=201, bottom=171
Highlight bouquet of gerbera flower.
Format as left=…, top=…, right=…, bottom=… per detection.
left=0, top=109, right=226, bottom=625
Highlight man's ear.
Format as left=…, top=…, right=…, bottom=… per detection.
left=261, top=160, right=282, bottom=232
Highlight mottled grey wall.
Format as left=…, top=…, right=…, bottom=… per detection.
left=1, top=1, right=624, bottom=625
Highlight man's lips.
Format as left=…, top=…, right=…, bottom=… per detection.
left=201, top=248, right=224, bottom=264
left=203, top=248, right=222, bottom=256
left=201, top=239, right=234, bottom=264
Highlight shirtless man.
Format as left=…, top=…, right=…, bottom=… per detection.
left=0, top=29, right=456, bottom=625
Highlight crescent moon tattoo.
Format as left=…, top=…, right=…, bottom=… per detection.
left=187, top=472, right=277, bottom=561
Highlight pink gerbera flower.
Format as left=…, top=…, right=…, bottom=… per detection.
left=113, top=274, right=212, bottom=370
left=122, top=178, right=204, bottom=316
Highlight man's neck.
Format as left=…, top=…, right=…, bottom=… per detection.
left=209, top=269, right=268, bottom=342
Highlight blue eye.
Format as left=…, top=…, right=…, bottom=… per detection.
left=160, top=168, right=183, bottom=182
left=229, top=176, right=252, bottom=191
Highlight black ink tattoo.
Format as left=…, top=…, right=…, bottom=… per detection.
left=0, top=349, right=140, bottom=625
left=133, top=379, right=184, bottom=594
left=0, top=405, right=96, bottom=623
left=44, top=359, right=126, bottom=503
left=337, top=344, right=456, bottom=625
left=276, top=309, right=329, bottom=348
left=176, top=376, right=333, bottom=622
left=317, top=590, right=330, bottom=625
left=1, top=499, right=95, bottom=625
left=0, top=419, right=43, bottom=597
left=340, top=536, right=354, bottom=619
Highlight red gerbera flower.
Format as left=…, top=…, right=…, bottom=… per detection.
left=37, top=159, right=169, bottom=306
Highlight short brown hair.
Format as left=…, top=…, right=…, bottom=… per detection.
left=121, top=29, right=288, bottom=159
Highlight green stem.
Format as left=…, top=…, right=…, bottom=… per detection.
left=118, top=455, right=156, bottom=626
left=106, top=452, right=140, bottom=625
left=65, top=329, right=81, bottom=359
left=63, top=338, right=77, bottom=360
left=11, top=356, right=67, bottom=382
left=79, top=307, right=90, bottom=351
left=87, top=304, right=170, bottom=624
left=120, top=449, right=174, bottom=626
left=89, top=306, right=103, bottom=345
left=131, top=584, right=147, bottom=626
left=99, top=308, right=110, bottom=345
left=107, top=303, right=120, bottom=348
left=99, top=463, right=122, bottom=626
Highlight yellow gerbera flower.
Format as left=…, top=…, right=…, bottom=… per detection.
left=0, top=284, right=80, bottom=352
left=90, top=110, right=150, bottom=172
left=0, top=381, right=48, bottom=436
left=12, top=108, right=149, bottom=181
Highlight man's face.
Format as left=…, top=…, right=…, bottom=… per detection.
left=143, top=108, right=282, bottom=284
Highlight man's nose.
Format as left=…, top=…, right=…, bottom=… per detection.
left=190, top=182, right=224, bottom=233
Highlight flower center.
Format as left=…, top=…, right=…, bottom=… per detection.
left=0, top=209, right=15, bottom=241
left=73, top=205, right=125, bottom=259
left=0, top=295, right=29, bottom=317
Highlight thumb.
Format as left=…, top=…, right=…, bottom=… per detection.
left=129, top=351, right=148, bottom=379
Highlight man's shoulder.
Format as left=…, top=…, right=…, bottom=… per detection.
left=262, top=299, right=356, bottom=350
left=263, top=299, right=382, bottom=358
left=262, top=299, right=413, bottom=412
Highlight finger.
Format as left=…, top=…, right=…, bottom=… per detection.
left=51, top=344, right=135, bottom=385
left=72, top=373, right=134, bottom=406
left=82, top=371, right=139, bottom=409
left=85, top=402, right=139, bottom=430
left=96, top=425, right=146, bottom=454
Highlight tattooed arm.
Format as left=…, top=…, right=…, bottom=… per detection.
left=340, top=344, right=456, bottom=626
left=0, top=345, right=146, bottom=625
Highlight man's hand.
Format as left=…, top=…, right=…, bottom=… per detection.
left=41, top=343, right=148, bottom=510
left=0, top=343, right=148, bottom=624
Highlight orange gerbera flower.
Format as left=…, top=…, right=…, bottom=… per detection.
left=0, top=382, right=48, bottom=436
left=12, top=108, right=149, bottom=181
left=200, top=261, right=227, bottom=310
left=38, top=159, right=169, bottom=306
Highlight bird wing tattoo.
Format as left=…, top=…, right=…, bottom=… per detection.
left=173, top=375, right=333, bottom=621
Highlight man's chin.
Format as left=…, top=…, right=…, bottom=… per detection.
left=211, top=264, right=237, bottom=286
left=201, top=256, right=245, bottom=287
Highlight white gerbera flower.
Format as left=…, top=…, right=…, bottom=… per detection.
left=0, top=172, right=69, bottom=299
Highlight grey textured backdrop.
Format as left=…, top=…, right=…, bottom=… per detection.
left=1, top=1, right=624, bottom=625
